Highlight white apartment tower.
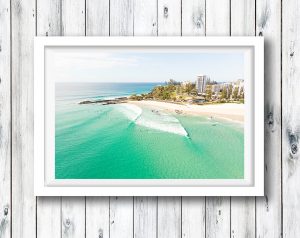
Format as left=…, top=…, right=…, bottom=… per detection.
left=196, top=75, right=207, bottom=94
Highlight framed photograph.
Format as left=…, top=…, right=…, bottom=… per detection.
left=34, top=37, right=264, bottom=196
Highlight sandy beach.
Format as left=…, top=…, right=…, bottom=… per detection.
left=129, top=100, right=244, bottom=123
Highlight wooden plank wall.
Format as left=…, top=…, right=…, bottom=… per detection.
left=1, top=0, right=297, bottom=237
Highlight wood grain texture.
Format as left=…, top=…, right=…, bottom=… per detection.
left=282, top=0, right=300, bottom=237
left=86, top=0, right=109, bottom=36
left=0, top=0, right=293, bottom=237
left=157, top=197, right=181, bottom=238
left=134, top=0, right=157, bottom=36
left=205, top=1, right=231, bottom=237
left=61, top=1, right=86, bottom=238
left=85, top=1, right=110, bottom=238
left=86, top=197, right=109, bottom=238
left=256, top=0, right=282, bottom=237
left=110, top=197, right=133, bottom=238
left=206, top=0, right=230, bottom=36
left=11, top=0, right=36, bottom=237
left=230, top=1, right=256, bottom=237
left=37, top=197, right=61, bottom=238
left=157, top=3, right=182, bottom=237
left=158, top=0, right=181, bottom=35
left=134, top=197, right=157, bottom=238
left=110, top=0, right=134, bottom=36
left=181, top=1, right=206, bottom=237
left=62, top=0, right=85, bottom=36
left=182, top=0, right=205, bottom=36
left=182, top=197, right=205, bottom=238
left=132, top=2, right=158, bottom=237
left=0, top=0, right=10, bottom=237
left=36, top=1, right=62, bottom=237
left=206, top=198, right=230, bottom=238
left=62, top=197, right=85, bottom=238
left=109, top=3, right=134, bottom=237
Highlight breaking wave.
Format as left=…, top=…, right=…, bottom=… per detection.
left=118, top=104, right=188, bottom=137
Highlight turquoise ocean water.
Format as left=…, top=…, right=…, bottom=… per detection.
left=55, top=83, right=244, bottom=179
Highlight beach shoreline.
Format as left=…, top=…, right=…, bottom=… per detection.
left=128, top=100, right=244, bottom=123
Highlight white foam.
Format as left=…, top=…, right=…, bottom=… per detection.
left=118, top=103, right=142, bottom=121
left=118, top=103, right=188, bottom=137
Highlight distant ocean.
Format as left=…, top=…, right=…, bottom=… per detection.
left=55, top=82, right=244, bottom=179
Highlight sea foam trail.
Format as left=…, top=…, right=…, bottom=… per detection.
left=119, top=103, right=188, bottom=137
left=118, top=103, right=142, bottom=121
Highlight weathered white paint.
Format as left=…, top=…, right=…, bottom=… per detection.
left=181, top=1, right=206, bottom=237
left=158, top=197, right=181, bottom=238
left=11, top=0, right=36, bottom=237
left=230, top=1, right=256, bottom=237
left=182, top=0, right=205, bottom=36
left=110, top=0, right=134, bottom=36
left=85, top=2, right=110, bottom=238
left=86, top=197, right=110, bottom=238
left=133, top=2, right=157, bottom=238
left=256, top=0, right=282, bottom=237
left=158, top=0, right=181, bottom=35
left=134, top=0, right=157, bottom=36
left=86, top=0, right=109, bottom=36
left=60, top=1, right=86, bottom=238
left=110, top=197, right=133, bottom=238
left=61, top=197, right=85, bottom=238
left=36, top=1, right=62, bottom=237
left=282, top=0, right=300, bottom=237
left=205, top=1, right=231, bottom=237
left=3, top=0, right=292, bottom=237
left=0, top=0, right=10, bottom=237
left=134, top=197, right=157, bottom=238
left=182, top=197, right=205, bottom=238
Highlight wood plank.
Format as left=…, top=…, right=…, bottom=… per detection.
left=205, top=1, right=231, bottom=237
left=0, top=0, right=11, bottom=237
left=37, top=197, right=61, bottom=238
left=256, top=0, right=282, bottom=237
left=109, top=2, right=134, bottom=237
left=86, top=0, right=109, bottom=36
left=134, top=197, right=157, bottom=238
left=182, top=0, right=205, bottom=36
left=84, top=1, right=110, bottom=238
left=11, top=0, right=36, bottom=237
left=230, top=1, right=256, bottom=237
left=157, top=0, right=181, bottom=35
left=86, top=197, right=109, bottom=238
left=132, top=1, right=158, bottom=238
left=110, top=197, right=133, bottom=238
left=182, top=197, right=205, bottom=238
left=206, top=198, right=230, bottom=238
left=110, top=0, right=134, bottom=36
left=134, top=0, right=157, bottom=36
left=62, top=0, right=86, bottom=36
left=282, top=0, right=300, bottom=237
left=181, top=1, right=206, bottom=237
left=231, top=0, right=255, bottom=36
left=157, top=197, right=181, bottom=238
left=36, top=1, right=62, bottom=237
left=60, top=1, right=86, bottom=238
left=157, top=2, right=182, bottom=237
left=36, top=0, right=62, bottom=36
left=206, top=0, right=230, bottom=36
left=62, top=197, right=85, bottom=238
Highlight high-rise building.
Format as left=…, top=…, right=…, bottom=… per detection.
left=196, top=75, right=207, bottom=94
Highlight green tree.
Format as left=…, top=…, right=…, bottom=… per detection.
left=205, top=85, right=212, bottom=101
left=232, top=87, right=239, bottom=100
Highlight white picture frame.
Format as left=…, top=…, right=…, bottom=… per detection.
left=34, top=36, right=264, bottom=196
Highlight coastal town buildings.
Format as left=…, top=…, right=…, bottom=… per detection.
left=196, top=75, right=207, bottom=93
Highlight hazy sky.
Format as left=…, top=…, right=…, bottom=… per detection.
left=46, top=47, right=244, bottom=83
